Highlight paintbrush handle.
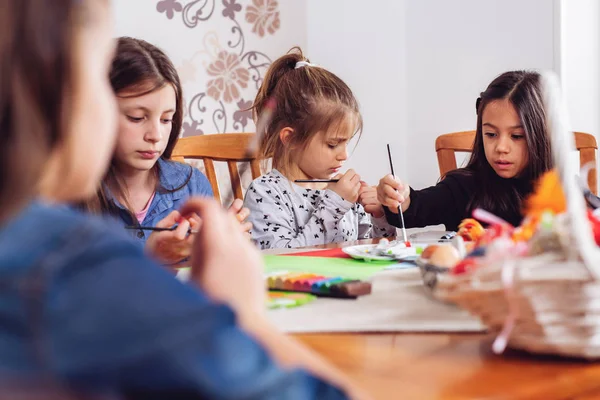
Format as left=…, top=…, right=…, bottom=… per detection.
left=125, top=226, right=175, bottom=232
left=397, top=206, right=408, bottom=242
left=386, top=144, right=408, bottom=244
left=294, top=179, right=340, bottom=183
left=387, top=144, right=396, bottom=177
left=125, top=226, right=198, bottom=234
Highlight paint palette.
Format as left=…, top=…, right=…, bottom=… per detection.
left=342, top=242, right=421, bottom=262
left=266, top=272, right=372, bottom=299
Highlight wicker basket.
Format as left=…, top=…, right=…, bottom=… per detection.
left=435, top=71, right=600, bottom=359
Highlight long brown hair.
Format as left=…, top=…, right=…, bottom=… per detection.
left=253, top=47, right=362, bottom=174
left=86, top=37, right=189, bottom=215
left=460, top=70, right=552, bottom=218
left=0, top=0, right=86, bottom=221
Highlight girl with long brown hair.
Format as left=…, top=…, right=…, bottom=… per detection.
left=87, top=37, right=250, bottom=264
left=378, top=70, right=553, bottom=231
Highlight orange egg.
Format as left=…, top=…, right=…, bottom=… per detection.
left=421, top=244, right=440, bottom=260
left=429, top=245, right=461, bottom=269
left=457, top=218, right=485, bottom=242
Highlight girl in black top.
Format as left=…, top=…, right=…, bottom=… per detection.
left=378, top=71, right=553, bottom=231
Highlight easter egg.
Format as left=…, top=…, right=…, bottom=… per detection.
left=428, top=245, right=461, bottom=269
left=421, top=244, right=440, bottom=260
left=452, top=258, right=479, bottom=275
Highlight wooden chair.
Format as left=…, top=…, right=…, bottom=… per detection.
left=170, top=133, right=262, bottom=203
left=435, top=130, right=598, bottom=194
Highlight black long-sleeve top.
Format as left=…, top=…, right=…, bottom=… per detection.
left=384, top=171, right=533, bottom=232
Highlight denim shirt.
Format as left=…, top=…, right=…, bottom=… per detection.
left=110, top=158, right=213, bottom=243
left=0, top=201, right=347, bottom=399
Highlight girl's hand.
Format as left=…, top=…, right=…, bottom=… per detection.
left=180, top=198, right=369, bottom=400
left=228, top=198, right=252, bottom=234
left=327, top=169, right=361, bottom=203
left=145, top=210, right=200, bottom=265
left=358, top=182, right=384, bottom=218
left=376, top=174, right=411, bottom=213
left=179, top=198, right=265, bottom=319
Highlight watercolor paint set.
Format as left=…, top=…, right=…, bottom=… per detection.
left=266, top=271, right=372, bottom=299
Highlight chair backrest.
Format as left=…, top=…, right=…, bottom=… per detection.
left=170, top=133, right=262, bottom=204
left=435, top=130, right=598, bottom=194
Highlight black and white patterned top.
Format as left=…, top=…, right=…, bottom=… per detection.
left=243, top=169, right=397, bottom=250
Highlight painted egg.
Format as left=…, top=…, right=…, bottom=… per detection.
left=428, top=245, right=461, bottom=268
left=457, top=218, right=485, bottom=242
left=452, top=258, right=479, bottom=275
left=421, top=244, right=440, bottom=260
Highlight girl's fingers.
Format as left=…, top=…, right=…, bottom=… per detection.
left=188, top=214, right=201, bottom=230
left=229, top=198, right=244, bottom=215
left=361, top=191, right=378, bottom=200
left=187, top=212, right=201, bottom=224
left=240, top=221, right=253, bottom=233
left=383, top=185, right=403, bottom=202
left=383, top=174, right=401, bottom=189
left=359, top=184, right=375, bottom=197
left=172, top=218, right=191, bottom=241
left=236, top=207, right=250, bottom=222
left=156, top=210, right=181, bottom=228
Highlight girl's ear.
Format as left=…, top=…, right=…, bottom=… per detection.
left=279, top=127, right=294, bottom=146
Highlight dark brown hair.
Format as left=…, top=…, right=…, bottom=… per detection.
left=110, top=37, right=183, bottom=159
left=460, top=70, right=552, bottom=218
left=0, top=0, right=85, bottom=221
left=253, top=47, right=362, bottom=174
left=86, top=37, right=189, bottom=216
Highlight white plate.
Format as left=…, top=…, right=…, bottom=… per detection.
left=342, top=244, right=418, bottom=262
left=342, top=245, right=395, bottom=261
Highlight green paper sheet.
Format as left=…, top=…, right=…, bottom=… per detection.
left=263, top=255, right=396, bottom=280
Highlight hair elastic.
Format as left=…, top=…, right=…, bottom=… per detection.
left=295, top=61, right=317, bottom=69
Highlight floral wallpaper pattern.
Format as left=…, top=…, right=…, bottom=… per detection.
left=114, top=0, right=302, bottom=204
left=154, top=0, right=280, bottom=136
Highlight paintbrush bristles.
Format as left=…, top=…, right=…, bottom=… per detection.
left=294, top=179, right=339, bottom=183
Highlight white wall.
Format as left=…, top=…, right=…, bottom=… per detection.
left=561, top=0, right=600, bottom=139
left=307, top=0, right=558, bottom=189
left=405, top=0, right=556, bottom=188
left=306, top=0, right=407, bottom=186
left=111, top=1, right=600, bottom=194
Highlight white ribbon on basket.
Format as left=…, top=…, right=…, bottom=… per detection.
left=541, top=71, right=600, bottom=277
left=471, top=208, right=527, bottom=353
left=492, top=71, right=600, bottom=354
left=492, top=259, right=517, bottom=354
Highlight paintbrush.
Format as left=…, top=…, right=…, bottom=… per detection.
left=294, top=179, right=340, bottom=183
left=245, top=97, right=276, bottom=158
left=125, top=226, right=198, bottom=235
left=386, top=144, right=409, bottom=246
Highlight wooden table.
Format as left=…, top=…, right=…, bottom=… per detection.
left=271, top=240, right=600, bottom=400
